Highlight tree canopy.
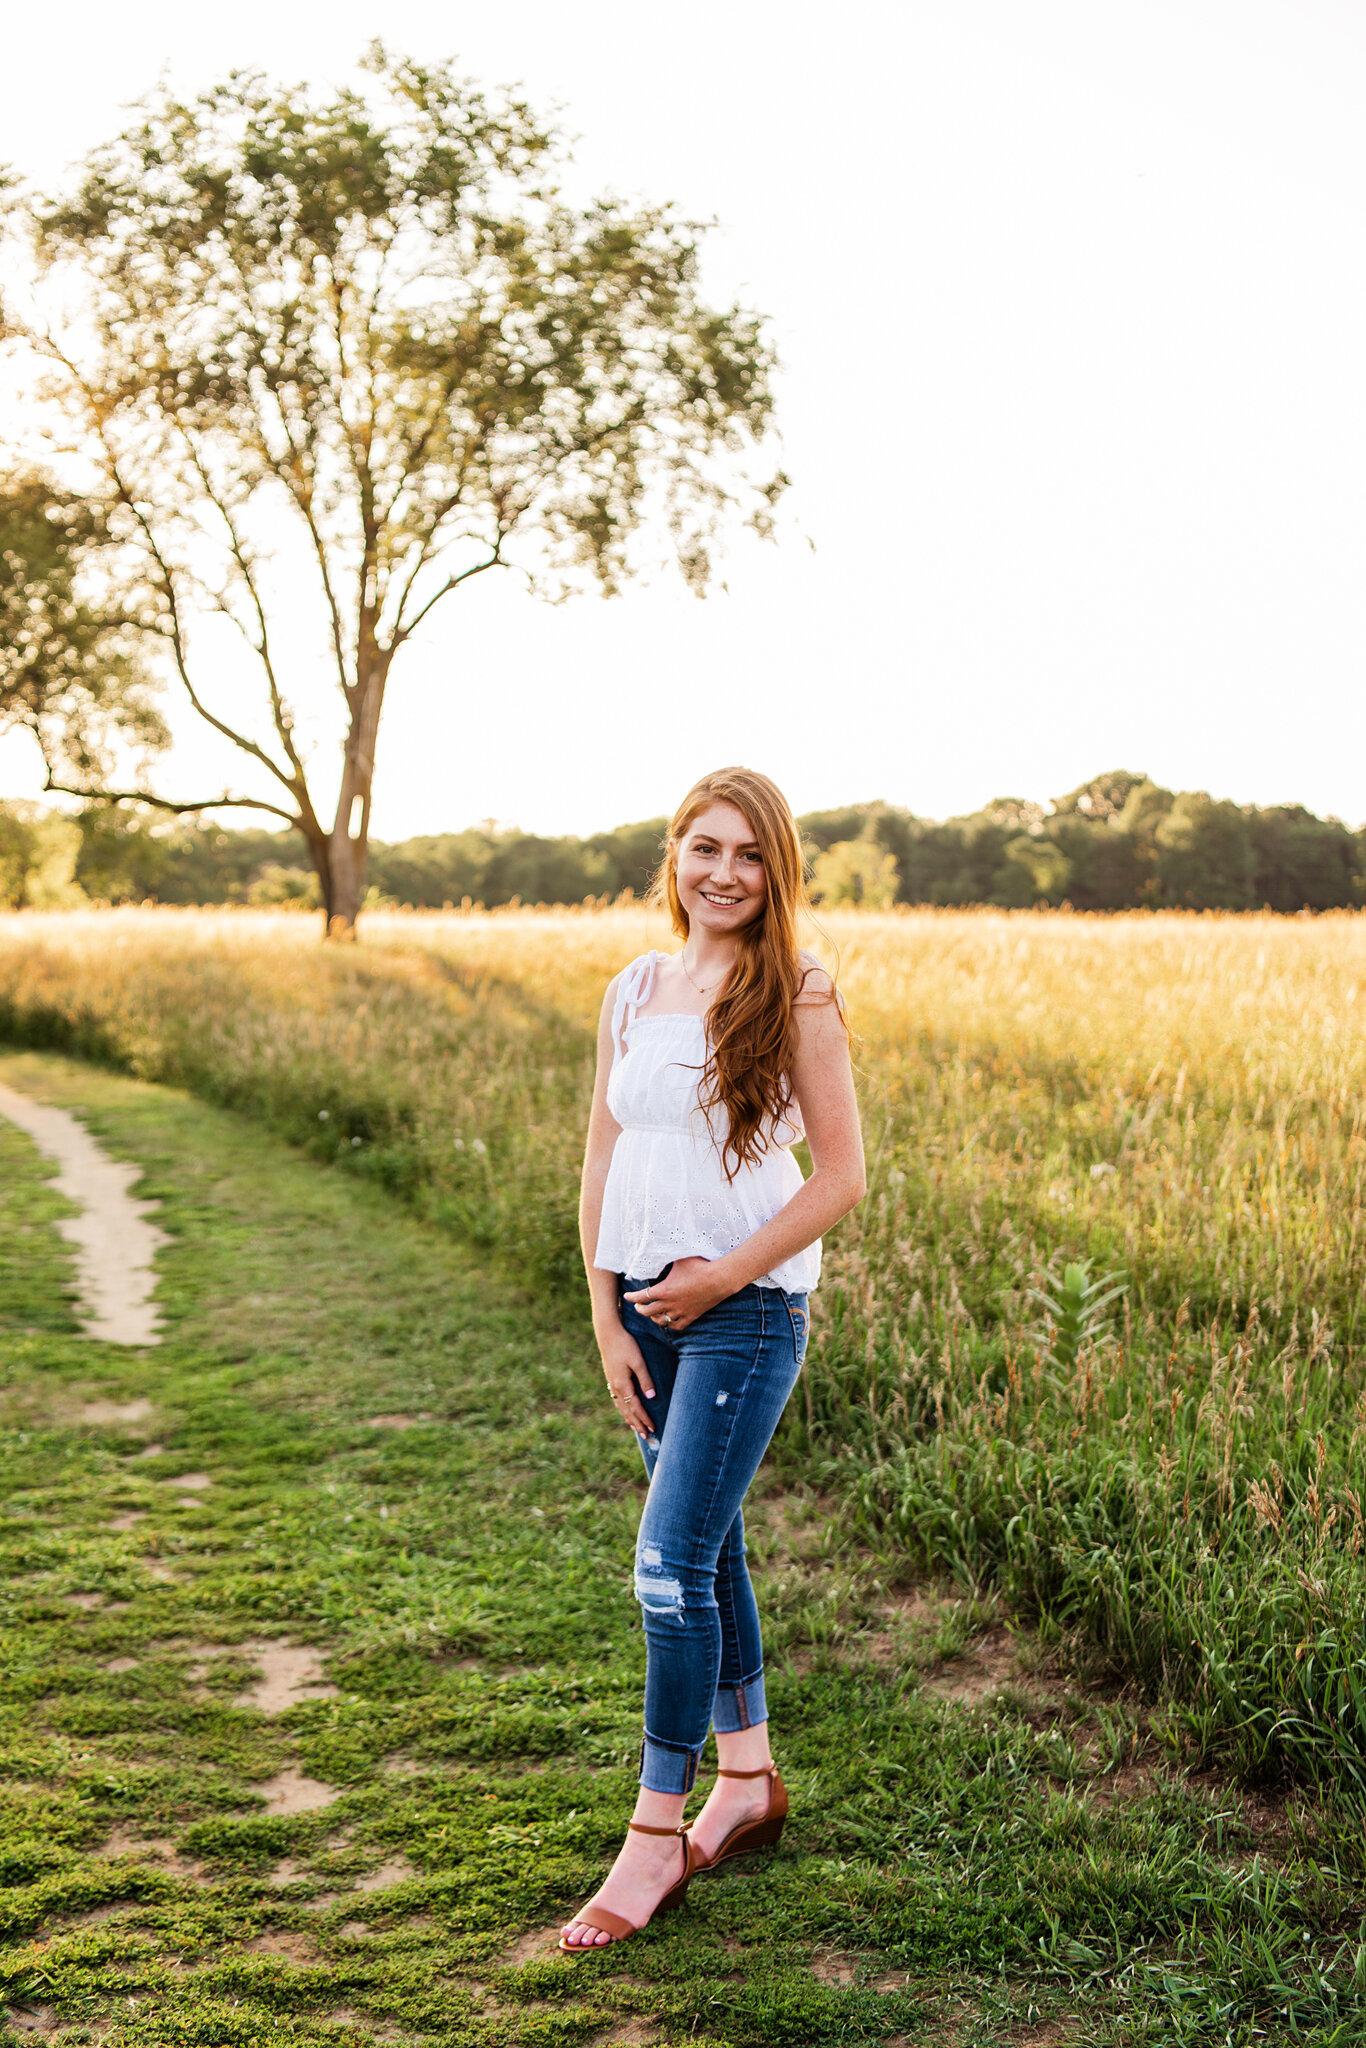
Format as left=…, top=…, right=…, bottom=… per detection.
left=1, top=46, right=783, bottom=931
left=0, top=471, right=163, bottom=785
left=809, top=835, right=900, bottom=908
left=800, top=778, right=1364, bottom=913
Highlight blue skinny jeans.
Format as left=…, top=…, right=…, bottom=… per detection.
left=620, top=1274, right=809, bottom=1795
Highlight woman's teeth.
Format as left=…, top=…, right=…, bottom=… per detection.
left=702, top=892, right=739, bottom=903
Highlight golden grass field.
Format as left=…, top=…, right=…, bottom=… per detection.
left=5, top=900, right=1364, bottom=1319
left=2, top=902, right=1365, bottom=1790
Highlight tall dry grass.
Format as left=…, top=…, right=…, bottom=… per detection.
left=2, top=902, right=1365, bottom=1793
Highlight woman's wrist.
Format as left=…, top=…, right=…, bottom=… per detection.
left=589, top=1288, right=621, bottom=1334
left=702, top=1253, right=743, bottom=1300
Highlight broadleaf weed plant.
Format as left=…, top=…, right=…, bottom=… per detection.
left=1027, top=1255, right=1128, bottom=1375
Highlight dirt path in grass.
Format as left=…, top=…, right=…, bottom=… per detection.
left=0, top=1079, right=165, bottom=1346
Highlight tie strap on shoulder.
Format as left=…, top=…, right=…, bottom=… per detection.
left=610, top=951, right=659, bottom=1066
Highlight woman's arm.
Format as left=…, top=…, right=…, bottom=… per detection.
left=625, top=976, right=865, bottom=1332
left=580, top=977, right=658, bottom=1431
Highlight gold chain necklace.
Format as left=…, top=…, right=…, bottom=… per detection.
left=681, top=948, right=726, bottom=997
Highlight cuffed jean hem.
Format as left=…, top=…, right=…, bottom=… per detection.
left=711, top=1671, right=768, bottom=1735
left=639, top=1734, right=703, bottom=1795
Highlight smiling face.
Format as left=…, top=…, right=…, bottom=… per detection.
left=674, top=801, right=768, bottom=936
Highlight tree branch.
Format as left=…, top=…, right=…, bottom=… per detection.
left=165, top=413, right=312, bottom=791
left=391, top=547, right=507, bottom=645
left=40, top=766, right=300, bottom=825
left=214, top=238, right=355, bottom=698
left=55, top=347, right=308, bottom=803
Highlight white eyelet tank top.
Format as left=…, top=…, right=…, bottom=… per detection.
left=593, top=950, right=821, bottom=1294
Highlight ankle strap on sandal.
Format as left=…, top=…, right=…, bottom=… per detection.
left=715, top=1764, right=777, bottom=1778
left=627, top=1819, right=689, bottom=1836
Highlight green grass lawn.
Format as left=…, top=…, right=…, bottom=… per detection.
left=0, top=1050, right=1362, bottom=2048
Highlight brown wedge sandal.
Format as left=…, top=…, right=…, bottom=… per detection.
left=690, top=1763, right=788, bottom=1872
left=558, top=1821, right=699, bottom=1954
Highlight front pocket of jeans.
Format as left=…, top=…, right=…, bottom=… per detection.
left=787, top=1303, right=809, bottom=1360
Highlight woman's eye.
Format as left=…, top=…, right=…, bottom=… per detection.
left=686, top=841, right=760, bottom=863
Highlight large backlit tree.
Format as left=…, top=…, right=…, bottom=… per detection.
left=2, top=46, right=783, bottom=932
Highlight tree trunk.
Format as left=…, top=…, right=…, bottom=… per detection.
left=297, top=826, right=336, bottom=937
left=321, top=650, right=387, bottom=939
left=325, top=822, right=368, bottom=938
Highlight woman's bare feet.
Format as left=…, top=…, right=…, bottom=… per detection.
left=560, top=1817, right=688, bottom=1950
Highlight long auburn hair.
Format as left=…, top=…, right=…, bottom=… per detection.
left=649, top=766, right=843, bottom=1180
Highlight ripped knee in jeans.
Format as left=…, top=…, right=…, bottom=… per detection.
left=635, top=1543, right=685, bottom=1621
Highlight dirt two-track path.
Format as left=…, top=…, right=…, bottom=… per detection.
left=0, top=1080, right=165, bottom=1346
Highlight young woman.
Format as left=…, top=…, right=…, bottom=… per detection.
left=561, top=766, right=866, bottom=1953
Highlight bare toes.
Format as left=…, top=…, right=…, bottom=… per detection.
left=562, top=1921, right=607, bottom=1948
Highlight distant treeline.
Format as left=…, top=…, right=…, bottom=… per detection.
left=801, top=772, right=1366, bottom=913
left=1, top=770, right=1362, bottom=912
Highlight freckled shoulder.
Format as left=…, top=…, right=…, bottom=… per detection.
left=794, top=950, right=838, bottom=1006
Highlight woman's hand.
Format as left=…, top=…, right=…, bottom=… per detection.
left=596, top=1326, right=657, bottom=1434
left=623, top=1257, right=732, bottom=1335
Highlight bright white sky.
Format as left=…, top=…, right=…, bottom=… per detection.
left=2, top=0, right=1364, bottom=839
